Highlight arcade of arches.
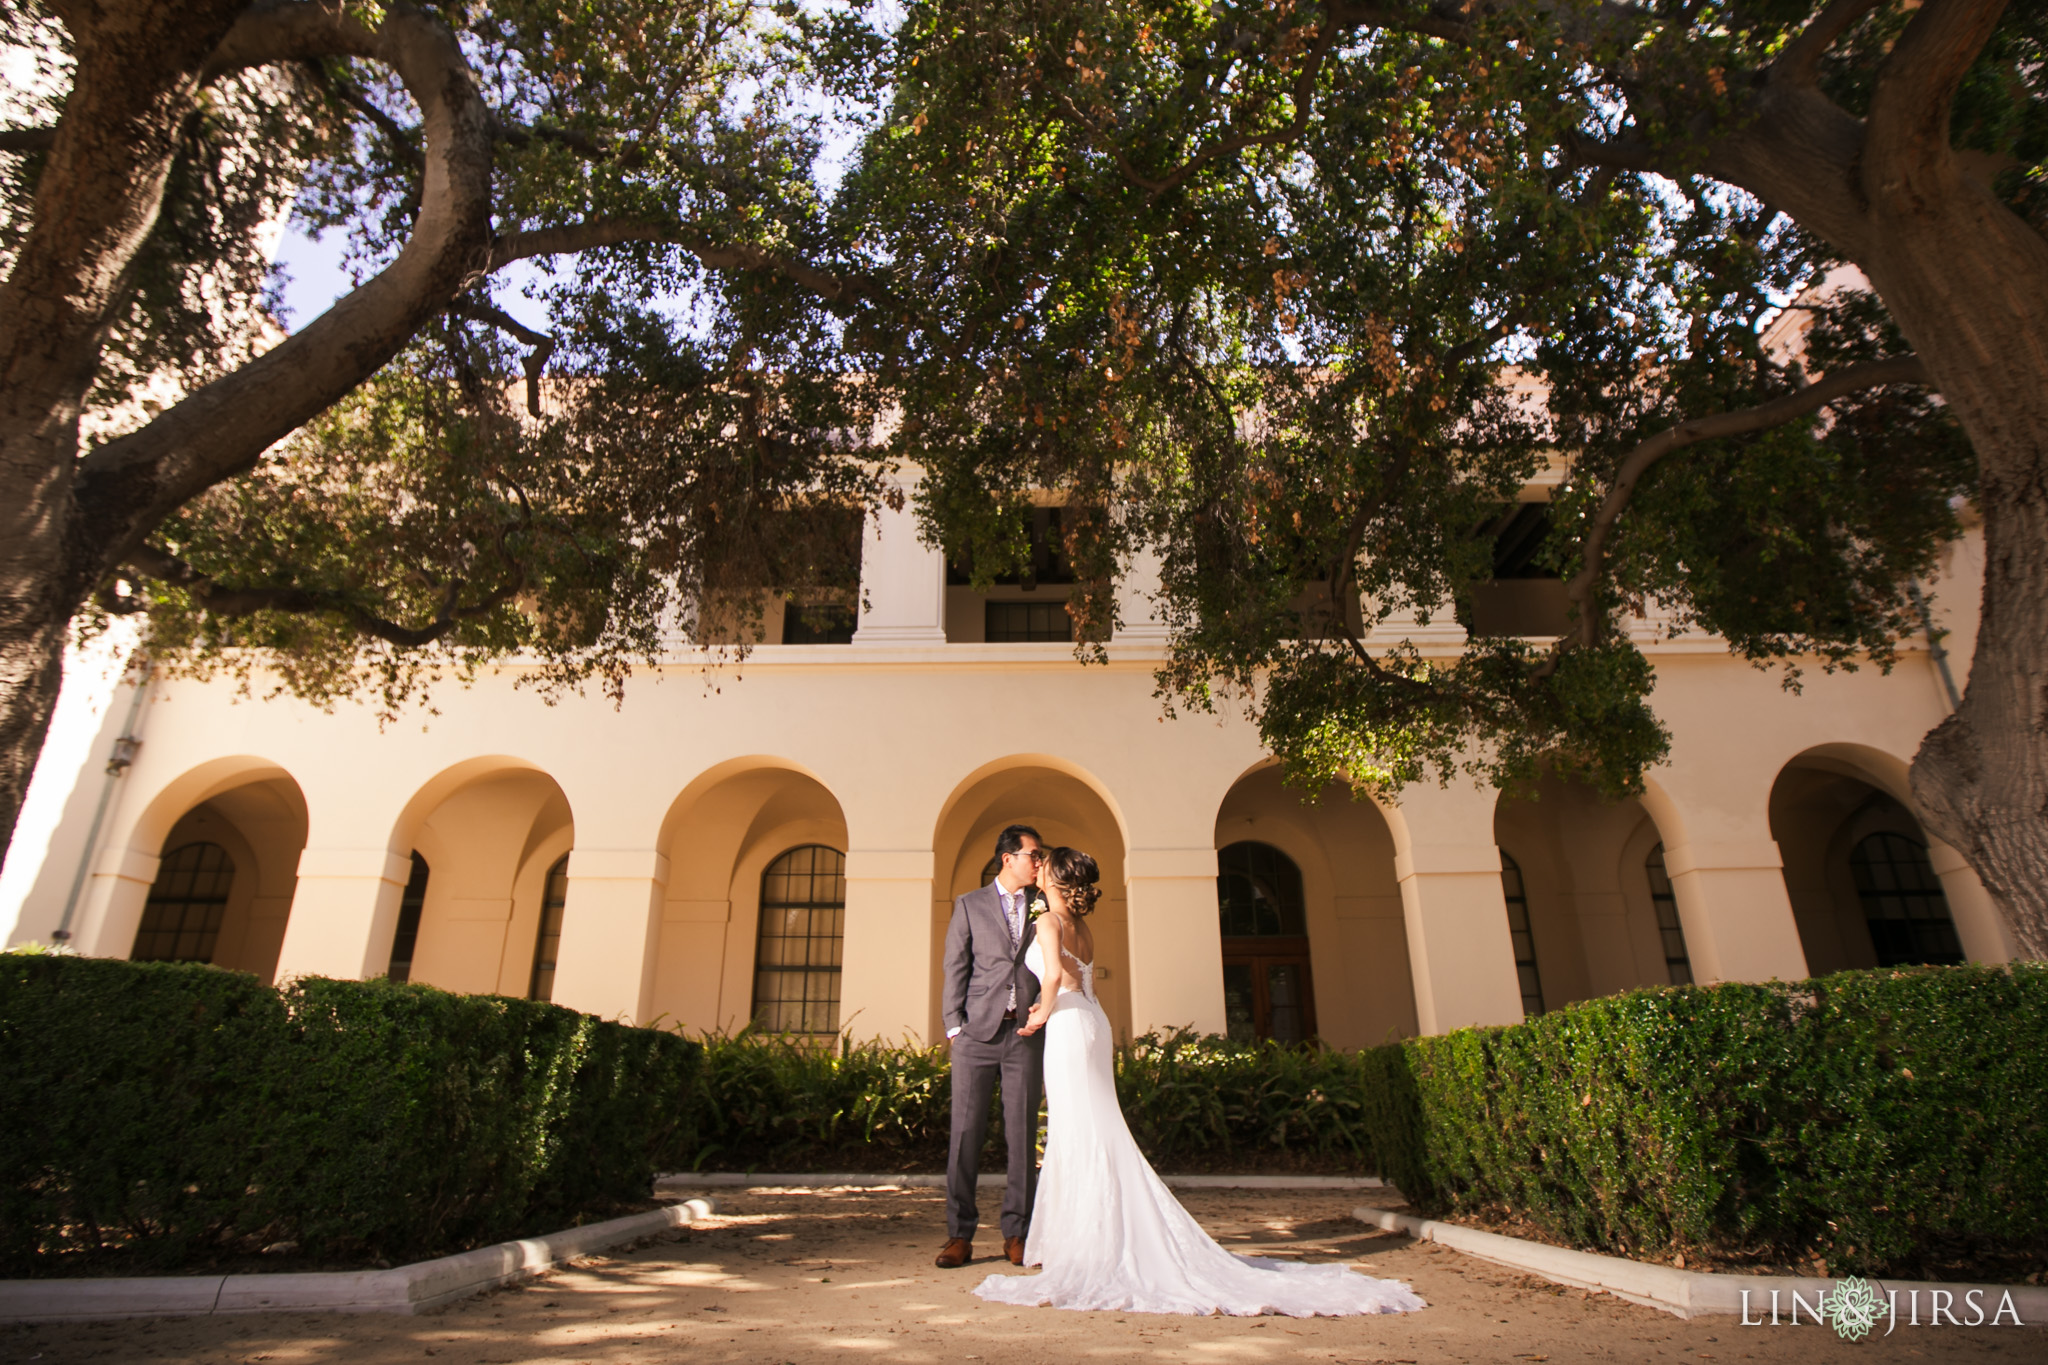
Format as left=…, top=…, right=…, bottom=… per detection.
left=39, top=743, right=2016, bottom=1047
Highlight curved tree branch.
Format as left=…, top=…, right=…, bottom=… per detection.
left=1773, top=0, right=1887, bottom=87
left=448, top=298, right=555, bottom=416
left=1554, top=354, right=1931, bottom=661
left=0, top=127, right=57, bottom=155
left=75, top=1, right=496, bottom=569
left=1866, top=0, right=2010, bottom=184
left=121, top=542, right=523, bottom=648
left=489, top=218, right=878, bottom=310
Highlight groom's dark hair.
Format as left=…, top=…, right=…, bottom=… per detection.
left=994, top=824, right=1043, bottom=862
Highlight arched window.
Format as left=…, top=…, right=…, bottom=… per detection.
left=1644, top=845, right=1694, bottom=986
left=1850, top=833, right=1964, bottom=967
left=528, top=855, right=570, bottom=1001
left=1216, top=841, right=1316, bottom=1045
left=133, top=842, right=236, bottom=963
left=1500, top=852, right=1545, bottom=1018
left=1217, top=841, right=1307, bottom=937
left=753, top=845, right=847, bottom=1035
left=387, top=853, right=430, bottom=984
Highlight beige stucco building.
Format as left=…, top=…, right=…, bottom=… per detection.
left=5, top=478, right=2019, bottom=1047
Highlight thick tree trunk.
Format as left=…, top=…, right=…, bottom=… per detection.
left=0, top=0, right=242, bottom=870
left=1688, top=1, right=2048, bottom=959
left=0, top=604, right=67, bottom=881
left=0, top=1, right=495, bottom=867
left=1865, top=194, right=2048, bottom=961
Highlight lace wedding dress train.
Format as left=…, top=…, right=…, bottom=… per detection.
left=973, top=941, right=1427, bottom=1317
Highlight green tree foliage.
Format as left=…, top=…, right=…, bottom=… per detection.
left=0, top=0, right=889, bottom=852
left=832, top=0, right=1990, bottom=808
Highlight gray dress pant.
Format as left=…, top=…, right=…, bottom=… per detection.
left=946, top=1018, right=1045, bottom=1240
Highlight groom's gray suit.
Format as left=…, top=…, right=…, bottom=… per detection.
left=941, top=880, right=1045, bottom=1242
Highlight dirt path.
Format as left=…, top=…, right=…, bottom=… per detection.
left=5, top=1188, right=2031, bottom=1363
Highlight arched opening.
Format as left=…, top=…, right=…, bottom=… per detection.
left=751, top=845, right=848, bottom=1035
left=1499, top=851, right=1545, bottom=1017
left=649, top=760, right=850, bottom=1034
left=117, top=765, right=308, bottom=981
left=1217, top=841, right=1317, bottom=1044
left=1643, top=845, right=1695, bottom=986
left=386, top=764, right=574, bottom=997
left=132, top=842, right=236, bottom=963
left=932, top=760, right=1131, bottom=1043
left=1770, top=754, right=1967, bottom=974
left=528, top=854, right=572, bottom=1000
left=386, top=853, right=431, bottom=984
left=1493, top=770, right=1684, bottom=1009
left=1214, top=764, right=1414, bottom=1047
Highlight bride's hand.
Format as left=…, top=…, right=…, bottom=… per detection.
left=1019, top=997, right=1052, bottom=1035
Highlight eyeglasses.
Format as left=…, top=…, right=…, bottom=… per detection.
left=1009, top=848, right=1046, bottom=863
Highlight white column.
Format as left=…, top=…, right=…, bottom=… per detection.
left=1114, top=543, right=1172, bottom=644
left=272, top=847, right=411, bottom=981
left=839, top=848, right=936, bottom=1043
left=1664, top=837, right=1809, bottom=984
left=1124, top=847, right=1226, bottom=1035
left=1926, top=838, right=2017, bottom=964
left=1364, top=588, right=1469, bottom=647
left=552, top=849, right=668, bottom=1023
left=1389, top=783, right=1524, bottom=1034
left=851, top=477, right=947, bottom=645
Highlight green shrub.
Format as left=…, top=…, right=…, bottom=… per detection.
left=683, top=1026, right=1378, bottom=1173
left=1360, top=964, right=2048, bottom=1277
left=685, top=1029, right=957, bottom=1171
left=0, top=955, right=700, bottom=1274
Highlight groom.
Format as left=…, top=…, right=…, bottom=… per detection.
left=935, top=823, right=1046, bottom=1269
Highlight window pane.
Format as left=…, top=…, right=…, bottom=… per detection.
left=1265, top=962, right=1306, bottom=1044
left=1849, top=833, right=1964, bottom=967
left=1222, top=963, right=1256, bottom=1044
left=388, top=853, right=430, bottom=984
left=1216, top=842, right=1308, bottom=939
left=529, top=856, right=570, bottom=1001
left=1499, top=851, right=1544, bottom=1017
left=985, top=600, right=1074, bottom=643
left=753, top=845, right=847, bottom=1036
left=1645, top=843, right=1693, bottom=986
left=134, top=842, right=236, bottom=964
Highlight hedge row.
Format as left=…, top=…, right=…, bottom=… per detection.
left=684, top=1026, right=1378, bottom=1173
left=1360, top=964, right=2048, bottom=1277
left=0, top=954, right=699, bottom=1275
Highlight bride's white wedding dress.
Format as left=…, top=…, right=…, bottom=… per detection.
left=973, top=938, right=1426, bottom=1317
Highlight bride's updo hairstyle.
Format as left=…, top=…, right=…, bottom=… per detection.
left=1044, top=847, right=1102, bottom=918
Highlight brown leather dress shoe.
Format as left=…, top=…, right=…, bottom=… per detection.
left=1004, top=1235, right=1027, bottom=1266
left=934, top=1237, right=973, bottom=1268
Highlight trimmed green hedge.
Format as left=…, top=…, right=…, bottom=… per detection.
left=682, top=1026, right=1377, bottom=1173
left=1361, top=964, right=2048, bottom=1277
left=0, top=955, right=699, bottom=1275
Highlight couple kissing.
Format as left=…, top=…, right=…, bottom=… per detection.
left=936, top=823, right=1427, bottom=1317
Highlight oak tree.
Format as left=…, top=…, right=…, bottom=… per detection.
left=838, top=0, right=2041, bottom=953
left=0, top=0, right=881, bottom=867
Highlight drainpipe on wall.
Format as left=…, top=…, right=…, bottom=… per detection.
left=1909, top=580, right=1962, bottom=714
left=50, top=657, right=155, bottom=944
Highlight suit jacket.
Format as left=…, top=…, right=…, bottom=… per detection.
left=941, top=881, right=1042, bottom=1043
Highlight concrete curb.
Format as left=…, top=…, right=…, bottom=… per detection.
left=660, top=1172, right=1386, bottom=1192
left=1353, top=1205, right=2048, bottom=1324
left=0, top=1197, right=718, bottom=1325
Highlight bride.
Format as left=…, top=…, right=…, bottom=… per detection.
left=973, top=846, right=1427, bottom=1318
